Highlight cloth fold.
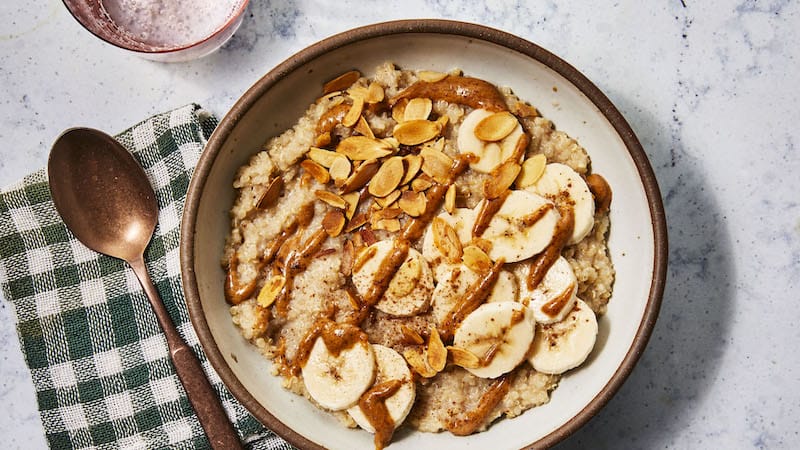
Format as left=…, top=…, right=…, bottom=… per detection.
left=0, top=104, right=293, bottom=450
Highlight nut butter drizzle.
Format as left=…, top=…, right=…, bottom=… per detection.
left=292, top=318, right=369, bottom=375
left=471, top=190, right=510, bottom=238
left=274, top=227, right=329, bottom=316
left=445, top=372, right=515, bottom=436
left=541, top=283, right=576, bottom=317
left=527, top=203, right=575, bottom=290
left=440, top=258, right=506, bottom=342
left=390, top=75, right=509, bottom=112
left=359, top=379, right=403, bottom=450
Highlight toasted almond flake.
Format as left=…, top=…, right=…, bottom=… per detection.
left=391, top=98, right=409, bottom=123
left=323, top=70, right=360, bottom=94
left=426, top=137, right=445, bottom=153
left=360, top=228, right=378, bottom=246
left=401, top=325, right=425, bottom=345
left=374, top=190, right=401, bottom=208
left=470, top=237, right=493, bottom=254
left=340, top=159, right=380, bottom=194
left=365, top=82, right=385, bottom=104
left=342, top=97, right=364, bottom=128
left=516, top=153, right=547, bottom=188
left=257, top=275, right=285, bottom=308
left=403, top=98, right=433, bottom=121
left=483, top=160, right=521, bottom=199
left=257, top=176, right=283, bottom=209
left=328, top=155, right=352, bottom=184
left=398, top=191, right=427, bottom=217
left=353, top=245, right=378, bottom=273
left=418, top=70, right=448, bottom=82
left=382, top=137, right=400, bottom=149
left=373, top=218, right=401, bottom=232
left=354, top=115, right=375, bottom=139
left=446, top=346, right=481, bottom=369
left=403, top=348, right=437, bottom=378
left=368, top=156, right=405, bottom=198
left=427, top=326, right=447, bottom=372
left=372, top=207, right=403, bottom=221
left=435, top=114, right=449, bottom=129
left=315, top=190, right=347, bottom=209
left=345, top=289, right=360, bottom=310
left=316, top=90, right=342, bottom=103
left=420, top=146, right=454, bottom=183
left=341, top=239, right=355, bottom=276
left=322, top=210, right=346, bottom=237
left=347, top=85, right=370, bottom=101
left=411, top=175, right=433, bottom=192
left=308, top=147, right=340, bottom=168
left=300, top=159, right=330, bottom=184
left=314, top=132, right=331, bottom=148
left=345, top=212, right=369, bottom=233
left=432, top=216, right=463, bottom=263
left=445, top=184, right=456, bottom=213
left=337, top=136, right=393, bottom=160
left=394, top=120, right=442, bottom=146
left=341, top=191, right=360, bottom=220
left=474, top=111, right=519, bottom=142
left=462, top=245, right=492, bottom=273
left=401, top=154, right=423, bottom=185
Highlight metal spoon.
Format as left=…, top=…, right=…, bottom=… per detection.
left=48, top=128, right=242, bottom=450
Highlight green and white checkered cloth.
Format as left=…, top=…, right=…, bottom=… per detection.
left=0, top=104, right=294, bottom=450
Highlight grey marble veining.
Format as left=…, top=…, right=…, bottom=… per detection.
left=2, top=0, right=799, bottom=448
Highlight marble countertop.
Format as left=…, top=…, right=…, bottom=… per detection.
left=2, top=1, right=798, bottom=448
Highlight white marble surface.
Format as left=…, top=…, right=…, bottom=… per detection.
left=2, top=0, right=799, bottom=448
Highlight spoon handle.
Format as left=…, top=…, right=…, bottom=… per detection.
left=129, top=256, right=242, bottom=450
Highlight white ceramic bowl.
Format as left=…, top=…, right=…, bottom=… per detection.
left=181, top=20, right=667, bottom=449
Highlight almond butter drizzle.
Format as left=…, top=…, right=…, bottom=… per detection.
left=541, top=283, right=576, bottom=317
left=472, top=190, right=510, bottom=237
left=359, top=379, right=403, bottom=450
left=445, top=372, right=514, bottom=436
left=316, top=103, right=350, bottom=135
left=275, top=227, right=329, bottom=316
left=224, top=256, right=257, bottom=305
left=390, top=75, right=509, bottom=112
left=441, top=258, right=506, bottom=342
left=293, top=318, right=369, bottom=374
left=527, top=204, right=575, bottom=290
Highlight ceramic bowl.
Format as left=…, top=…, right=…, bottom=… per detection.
left=181, top=19, right=667, bottom=449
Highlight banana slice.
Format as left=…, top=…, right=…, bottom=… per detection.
left=457, top=108, right=525, bottom=173
left=421, top=208, right=476, bottom=274
left=453, top=301, right=535, bottom=379
left=528, top=298, right=598, bottom=374
left=526, top=163, right=595, bottom=244
left=347, top=345, right=416, bottom=433
left=352, top=240, right=434, bottom=316
left=431, top=263, right=518, bottom=326
left=302, top=330, right=376, bottom=411
left=517, top=256, right=578, bottom=324
left=477, top=190, right=560, bottom=263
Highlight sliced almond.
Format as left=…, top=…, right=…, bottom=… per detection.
left=257, top=275, right=285, bottom=308
left=316, top=90, right=343, bottom=103
left=366, top=82, right=385, bottom=104
left=391, top=98, right=409, bottom=123
left=368, top=156, right=405, bottom=198
left=394, top=120, right=442, bottom=146
left=340, top=159, right=380, bottom=194
left=420, top=146, right=454, bottom=183
left=257, top=176, right=283, bottom=209
left=445, top=184, right=456, bottom=214
left=329, top=155, right=352, bottom=184
left=341, top=191, right=360, bottom=220
left=427, top=326, right=447, bottom=372
left=435, top=114, right=449, bottom=130
left=374, top=190, right=401, bottom=208
left=462, top=245, right=492, bottom=273
left=411, top=174, right=433, bottom=192
left=483, top=160, right=521, bottom=199
left=373, top=218, right=401, bottom=232
left=474, top=111, right=519, bottom=142
left=342, top=97, right=364, bottom=128
left=403, top=98, right=433, bottom=122
left=432, top=216, right=463, bottom=263
left=300, top=159, right=330, bottom=184
left=323, top=70, right=360, bottom=94
left=398, top=191, right=427, bottom=217
left=345, top=212, right=369, bottom=233
left=401, top=154, right=423, bottom=185
left=446, top=346, right=481, bottom=369
left=403, top=347, right=437, bottom=378
left=336, top=136, right=393, bottom=160
left=401, top=325, right=425, bottom=345
left=315, top=190, right=347, bottom=209
left=382, top=137, right=400, bottom=150
left=418, top=71, right=448, bottom=82
left=347, top=85, right=370, bottom=101
left=353, top=245, right=378, bottom=273
left=341, top=239, right=355, bottom=276
left=516, top=153, right=547, bottom=188
left=345, top=288, right=360, bottom=310
left=354, top=115, right=375, bottom=139
left=359, top=227, right=378, bottom=246
left=308, top=147, right=340, bottom=168
left=470, top=237, right=493, bottom=254
left=322, top=210, right=346, bottom=237
left=371, top=207, right=403, bottom=221
left=314, top=132, right=331, bottom=148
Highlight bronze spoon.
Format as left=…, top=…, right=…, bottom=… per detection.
left=48, top=128, right=242, bottom=450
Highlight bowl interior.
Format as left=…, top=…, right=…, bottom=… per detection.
left=184, top=24, right=663, bottom=450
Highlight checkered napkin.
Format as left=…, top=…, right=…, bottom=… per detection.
left=0, top=104, right=294, bottom=450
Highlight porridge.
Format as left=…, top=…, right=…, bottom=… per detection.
left=222, top=63, right=614, bottom=449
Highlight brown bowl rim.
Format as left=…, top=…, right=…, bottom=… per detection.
left=180, top=18, right=667, bottom=450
